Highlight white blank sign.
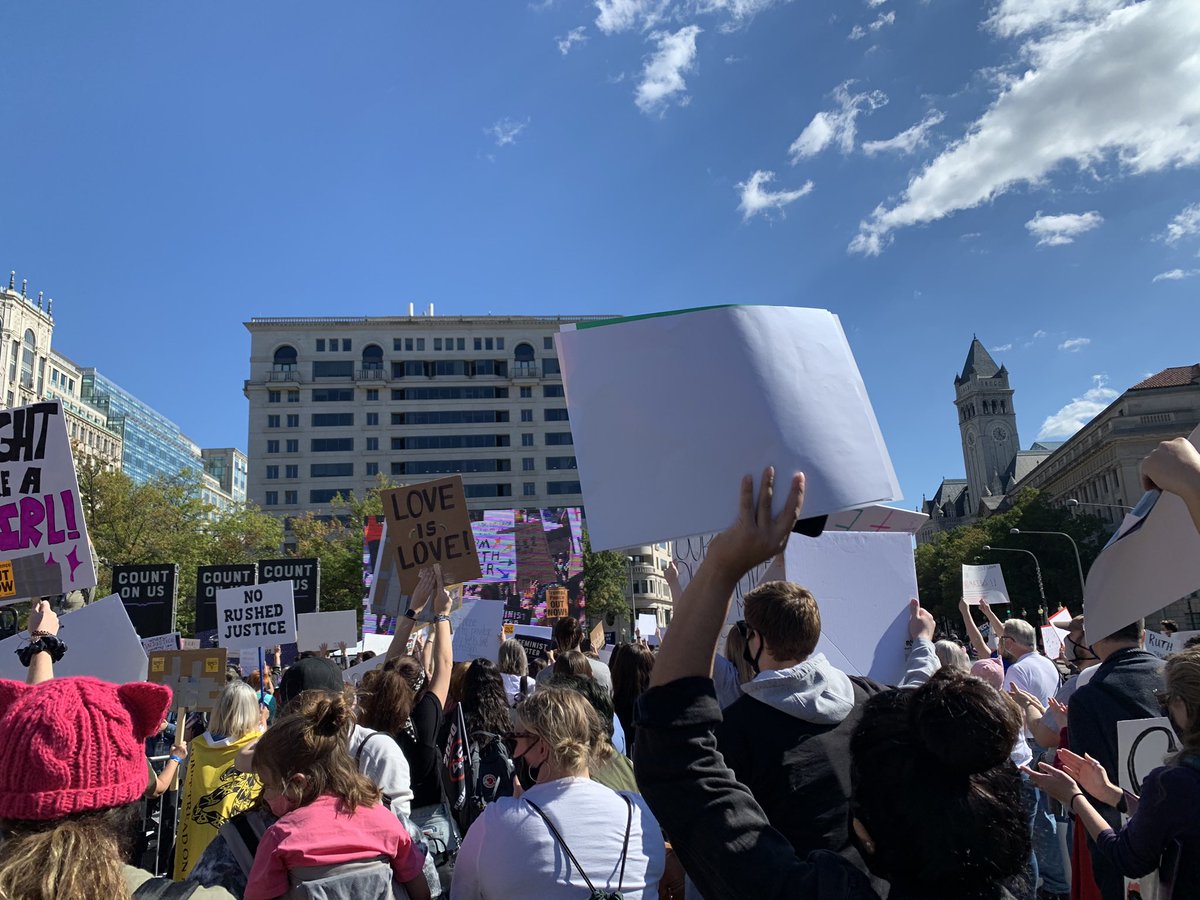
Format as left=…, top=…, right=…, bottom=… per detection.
left=297, top=611, right=359, bottom=651
left=0, top=594, right=147, bottom=684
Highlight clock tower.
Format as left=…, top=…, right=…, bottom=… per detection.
left=955, top=337, right=1020, bottom=513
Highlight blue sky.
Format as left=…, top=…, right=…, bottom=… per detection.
left=2, top=0, right=1198, bottom=508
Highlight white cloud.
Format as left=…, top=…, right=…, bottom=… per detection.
left=850, top=0, right=1200, bottom=255
left=848, top=24, right=867, bottom=40
left=557, top=26, right=589, bottom=55
left=1033, top=328, right=1048, bottom=338
left=486, top=117, right=530, bottom=146
left=991, top=343, right=1014, bottom=351
left=789, top=81, right=888, bottom=161
left=1162, top=203, right=1200, bottom=245
left=1025, top=210, right=1103, bottom=246
left=1021, top=328, right=1049, bottom=348
left=868, top=0, right=889, bottom=6
left=870, top=10, right=896, bottom=30
left=736, top=170, right=814, bottom=221
left=1152, top=268, right=1200, bottom=282
left=595, top=0, right=666, bottom=33
left=1058, top=337, right=1091, bottom=351
left=1038, top=374, right=1118, bottom=439
left=862, top=110, right=945, bottom=155
left=595, top=0, right=784, bottom=34
left=635, top=25, right=702, bottom=115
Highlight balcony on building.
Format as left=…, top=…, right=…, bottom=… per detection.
left=356, top=344, right=388, bottom=381
left=268, top=345, right=302, bottom=382
left=511, top=342, right=540, bottom=381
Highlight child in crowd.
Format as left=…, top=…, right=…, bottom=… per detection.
left=245, top=691, right=431, bottom=900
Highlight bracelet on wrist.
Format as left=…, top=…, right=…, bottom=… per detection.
left=168, top=755, right=184, bottom=765
left=1068, top=792, right=1084, bottom=814
left=403, top=608, right=417, bottom=621
left=17, top=634, right=67, bottom=667
left=433, top=614, right=451, bottom=623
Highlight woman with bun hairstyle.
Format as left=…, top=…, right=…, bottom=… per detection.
left=633, top=469, right=1031, bottom=900
left=451, top=686, right=665, bottom=899
left=246, top=691, right=431, bottom=900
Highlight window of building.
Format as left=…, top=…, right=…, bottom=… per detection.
left=285, top=465, right=299, bottom=479
left=474, top=338, right=482, bottom=351
left=394, top=434, right=510, bottom=450
left=395, top=459, right=511, bottom=476
left=286, top=414, right=300, bottom=427
left=360, top=345, right=383, bottom=371
left=267, top=440, right=280, bottom=453
left=520, top=386, right=532, bottom=399
left=464, top=483, right=512, bottom=498
left=545, top=433, right=573, bottom=445
left=327, top=336, right=337, bottom=349
left=366, top=413, right=379, bottom=426
left=310, top=489, right=349, bottom=504
left=547, top=481, right=581, bottom=495
left=546, top=456, right=577, bottom=470
left=524, top=482, right=536, bottom=497
left=267, top=415, right=281, bottom=428
left=366, top=462, right=379, bottom=476
left=544, top=408, right=569, bottom=421
left=265, top=491, right=279, bottom=506
left=266, top=466, right=279, bottom=479
left=311, top=463, right=354, bottom=478
left=342, top=339, right=352, bottom=352
left=543, top=359, right=561, bottom=376
left=285, top=491, right=298, bottom=505
left=286, top=439, right=299, bottom=453
left=366, top=389, right=379, bottom=401
left=316, top=339, right=325, bottom=352
left=393, top=386, right=508, bottom=400
left=287, top=391, right=299, bottom=403
left=268, top=391, right=281, bottom=403
left=273, top=346, right=298, bottom=370
left=496, top=338, right=504, bottom=350
left=366, top=437, right=379, bottom=451
left=485, top=338, right=494, bottom=350
left=434, top=338, right=443, bottom=351
left=393, top=339, right=404, bottom=352
left=544, top=337, right=554, bottom=350
left=312, top=413, right=354, bottom=427
left=313, top=361, right=354, bottom=379
left=311, top=438, right=354, bottom=452
left=523, top=457, right=535, bottom=471
left=312, top=388, right=354, bottom=402
left=543, top=385, right=565, bottom=398
left=391, top=410, right=508, bottom=425
left=514, top=342, right=535, bottom=363
left=521, top=409, right=533, bottom=422
left=522, top=434, right=534, bottom=447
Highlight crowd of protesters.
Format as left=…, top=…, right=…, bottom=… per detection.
left=1, top=437, right=1199, bottom=899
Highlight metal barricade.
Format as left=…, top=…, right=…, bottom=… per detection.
left=140, top=754, right=184, bottom=877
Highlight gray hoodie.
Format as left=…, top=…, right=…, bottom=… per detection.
left=740, top=638, right=940, bottom=725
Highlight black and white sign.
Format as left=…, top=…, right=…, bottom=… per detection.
left=195, top=563, right=258, bottom=634
left=111, top=563, right=178, bottom=639
left=258, top=558, right=320, bottom=616
left=215, top=580, right=297, bottom=650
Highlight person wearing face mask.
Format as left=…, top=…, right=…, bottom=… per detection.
left=450, top=686, right=665, bottom=899
left=1026, top=647, right=1200, bottom=896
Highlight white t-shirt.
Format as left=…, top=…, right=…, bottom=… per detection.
left=1004, top=650, right=1062, bottom=766
left=450, top=777, right=664, bottom=900
left=500, top=672, right=536, bottom=707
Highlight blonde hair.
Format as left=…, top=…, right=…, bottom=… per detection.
left=0, top=804, right=138, bottom=900
left=515, top=686, right=612, bottom=774
left=209, top=681, right=261, bottom=741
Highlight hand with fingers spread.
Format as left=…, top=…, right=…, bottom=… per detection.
left=409, top=567, right=437, bottom=616
left=1057, top=749, right=1121, bottom=806
left=1048, top=696, right=1069, bottom=719
left=1021, top=760, right=1080, bottom=806
left=706, top=467, right=806, bottom=579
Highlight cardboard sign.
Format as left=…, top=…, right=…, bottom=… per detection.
left=366, top=519, right=406, bottom=622
left=381, top=477, right=481, bottom=593
left=502, top=623, right=515, bottom=639
left=1171, top=630, right=1200, bottom=652
left=195, top=563, right=257, bottom=634
left=961, top=564, right=1010, bottom=606
left=1040, top=625, right=1068, bottom=660
left=112, top=564, right=178, bottom=639
left=0, top=401, right=96, bottom=604
left=141, top=632, right=181, bottom=654
left=736, top=532, right=919, bottom=685
left=296, top=610, right=359, bottom=652
left=512, top=623, right=554, bottom=664
left=545, top=586, right=569, bottom=619
left=450, top=598, right=506, bottom=663
left=589, top=621, right=605, bottom=650
left=259, top=558, right=320, bottom=616
left=0, top=594, right=147, bottom=683
left=555, top=306, right=900, bottom=550
left=215, top=580, right=296, bottom=650
left=147, top=648, right=229, bottom=712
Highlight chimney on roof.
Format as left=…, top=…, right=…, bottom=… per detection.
left=428, top=302, right=435, bottom=317
left=408, top=302, right=414, bottom=317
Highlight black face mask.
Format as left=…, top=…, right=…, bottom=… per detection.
left=742, top=628, right=766, bottom=675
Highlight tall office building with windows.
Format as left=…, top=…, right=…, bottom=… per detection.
left=243, top=311, right=610, bottom=515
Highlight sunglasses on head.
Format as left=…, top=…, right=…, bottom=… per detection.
left=502, top=731, right=538, bottom=756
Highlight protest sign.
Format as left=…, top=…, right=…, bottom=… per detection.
left=589, top=620, right=605, bottom=650
left=0, top=594, right=146, bottom=683
left=0, top=401, right=96, bottom=604
left=1172, top=630, right=1200, bottom=652
left=147, top=648, right=228, bottom=712
left=381, top=476, right=481, bottom=593
left=1040, top=625, right=1068, bottom=660
left=545, top=586, right=569, bottom=619
left=555, top=306, right=900, bottom=550
left=961, top=564, right=1010, bottom=606
left=1115, top=717, right=1177, bottom=899
left=259, top=558, right=320, bottom=616
left=296, top=610, right=358, bottom=652
left=141, top=632, right=181, bottom=654
left=672, top=532, right=776, bottom=606
left=179, top=637, right=200, bottom=650
left=112, top=563, right=178, bottom=639
left=343, top=652, right=388, bottom=685
left=736, top=532, right=919, bottom=685
left=1085, top=425, right=1200, bottom=642
left=215, top=580, right=296, bottom=651
left=195, top=563, right=257, bottom=635
left=513, top=623, right=553, bottom=664
left=502, top=623, right=515, bottom=639
left=366, top=519, right=405, bottom=624
left=636, top=613, right=658, bottom=641
left=1144, top=631, right=1176, bottom=660
left=450, top=598, right=506, bottom=663
left=823, top=505, right=928, bottom=534
left=1047, top=607, right=1073, bottom=627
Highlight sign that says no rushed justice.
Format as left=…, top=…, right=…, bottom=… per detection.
left=214, top=579, right=297, bottom=650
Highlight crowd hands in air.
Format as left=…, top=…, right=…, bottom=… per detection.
left=1, top=438, right=1199, bottom=899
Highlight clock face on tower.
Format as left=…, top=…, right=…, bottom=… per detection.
left=992, top=425, right=1008, bottom=442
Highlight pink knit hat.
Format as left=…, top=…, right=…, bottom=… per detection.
left=0, top=676, right=172, bottom=821
left=970, top=657, right=1005, bottom=690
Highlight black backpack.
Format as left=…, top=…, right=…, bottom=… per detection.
left=462, top=727, right=515, bottom=830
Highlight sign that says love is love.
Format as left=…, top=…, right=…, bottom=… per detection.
left=214, top=580, right=296, bottom=650
left=381, top=476, right=481, bottom=594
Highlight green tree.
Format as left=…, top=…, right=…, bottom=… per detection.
left=581, top=529, right=631, bottom=629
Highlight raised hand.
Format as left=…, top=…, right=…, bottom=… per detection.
left=664, top=561, right=682, bottom=601
left=409, top=567, right=436, bottom=614
left=1008, top=684, right=1046, bottom=714
left=1141, top=437, right=1200, bottom=496
left=28, top=599, right=60, bottom=636
left=908, top=599, right=936, bottom=643
left=1057, top=749, right=1120, bottom=804
left=1021, top=761, right=1079, bottom=805
left=706, top=467, right=805, bottom=578
left=431, top=564, right=453, bottom=616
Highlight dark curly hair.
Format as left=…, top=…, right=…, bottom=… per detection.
left=462, top=658, right=512, bottom=737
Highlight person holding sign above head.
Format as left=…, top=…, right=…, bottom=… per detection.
left=632, top=468, right=1031, bottom=900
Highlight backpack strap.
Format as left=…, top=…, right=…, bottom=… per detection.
left=355, top=729, right=386, bottom=767
left=525, top=794, right=634, bottom=898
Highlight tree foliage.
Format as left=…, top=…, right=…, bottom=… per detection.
left=581, top=529, right=631, bottom=627
left=915, top=489, right=1111, bottom=633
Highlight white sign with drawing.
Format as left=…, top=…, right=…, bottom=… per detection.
left=961, top=564, right=1010, bottom=606
left=450, top=598, right=506, bottom=663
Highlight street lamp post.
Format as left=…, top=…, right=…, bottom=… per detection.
left=1066, top=498, right=1133, bottom=514
left=1009, top=528, right=1086, bottom=601
left=981, top=545, right=1046, bottom=620
left=626, top=556, right=636, bottom=641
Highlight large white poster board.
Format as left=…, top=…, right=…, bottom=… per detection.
left=450, top=598, right=506, bottom=663
left=296, top=610, right=359, bottom=652
left=727, top=531, right=918, bottom=685
left=1085, top=425, right=1200, bottom=642
left=0, top=401, right=96, bottom=605
left=0, top=594, right=147, bottom=683
left=961, top=564, right=1011, bottom=606
left=556, top=307, right=900, bottom=550
left=215, top=580, right=296, bottom=651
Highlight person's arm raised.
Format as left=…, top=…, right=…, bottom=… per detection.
left=978, top=598, right=1004, bottom=644
left=427, top=567, right=454, bottom=708
left=1141, top=437, right=1200, bottom=535
left=386, top=568, right=435, bottom=664
left=959, top=597, right=991, bottom=660
left=651, top=468, right=805, bottom=687
left=25, top=600, right=60, bottom=686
